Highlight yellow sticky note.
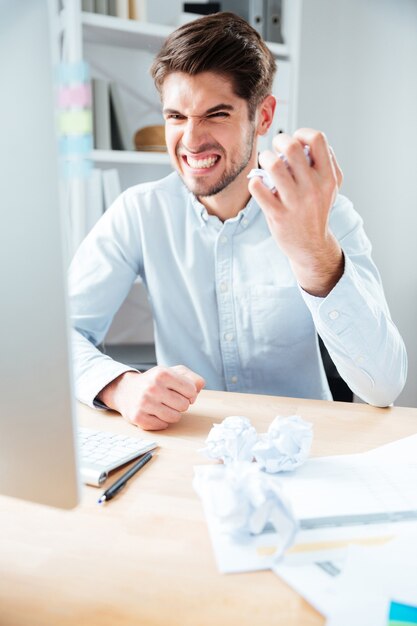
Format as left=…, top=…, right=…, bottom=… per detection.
left=58, top=110, right=92, bottom=135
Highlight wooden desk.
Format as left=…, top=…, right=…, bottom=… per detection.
left=1, top=391, right=417, bottom=626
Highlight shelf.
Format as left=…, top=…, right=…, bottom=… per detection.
left=82, top=12, right=172, bottom=52
left=267, top=41, right=290, bottom=59
left=81, top=12, right=289, bottom=58
left=91, top=149, right=171, bottom=165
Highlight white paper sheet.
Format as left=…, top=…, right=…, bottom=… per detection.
left=277, top=453, right=417, bottom=523
left=327, top=531, right=417, bottom=626
left=273, top=522, right=417, bottom=618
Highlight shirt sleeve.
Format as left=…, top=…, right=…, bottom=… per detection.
left=68, top=191, right=143, bottom=408
left=300, top=194, right=407, bottom=407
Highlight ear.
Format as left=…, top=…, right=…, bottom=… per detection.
left=256, top=95, right=276, bottom=136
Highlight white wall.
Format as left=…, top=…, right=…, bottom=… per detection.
left=294, top=0, right=417, bottom=406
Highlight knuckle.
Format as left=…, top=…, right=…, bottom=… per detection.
left=179, top=397, right=190, bottom=412
left=155, top=368, right=169, bottom=384
left=270, top=156, right=286, bottom=174
left=315, top=130, right=328, bottom=146
left=169, top=410, right=182, bottom=423
left=141, top=391, right=152, bottom=407
left=147, top=383, right=158, bottom=396
left=286, top=141, right=300, bottom=158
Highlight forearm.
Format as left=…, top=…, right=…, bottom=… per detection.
left=71, top=329, right=137, bottom=408
left=302, top=258, right=407, bottom=406
left=321, top=315, right=406, bottom=406
left=291, top=234, right=344, bottom=297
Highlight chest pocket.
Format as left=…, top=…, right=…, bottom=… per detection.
left=236, top=284, right=314, bottom=348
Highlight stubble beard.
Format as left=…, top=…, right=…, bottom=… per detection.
left=178, top=124, right=256, bottom=198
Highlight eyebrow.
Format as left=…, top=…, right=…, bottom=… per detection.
left=163, top=103, right=235, bottom=116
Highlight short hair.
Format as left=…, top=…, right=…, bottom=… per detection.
left=150, top=12, right=277, bottom=120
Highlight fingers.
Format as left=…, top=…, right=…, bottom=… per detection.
left=152, top=366, right=199, bottom=402
left=118, top=365, right=205, bottom=431
left=270, top=133, right=312, bottom=182
left=170, top=364, right=206, bottom=394
left=257, top=149, right=297, bottom=206
left=248, top=175, right=284, bottom=224
left=329, top=145, right=344, bottom=189
left=131, top=413, right=170, bottom=431
left=293, top=128, right=336, bottom=184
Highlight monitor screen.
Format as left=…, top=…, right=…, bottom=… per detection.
left=0, top=0, right=80, bottom=509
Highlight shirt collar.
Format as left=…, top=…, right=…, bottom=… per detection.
left=189, top=191, right=261, bottom=230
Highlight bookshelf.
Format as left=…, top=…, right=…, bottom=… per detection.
left=80, top=11, right=290, bottom=58
left=91, top=149, right=170, bottom=165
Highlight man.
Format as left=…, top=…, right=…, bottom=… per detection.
left=69, top=12, right=407, bottom=430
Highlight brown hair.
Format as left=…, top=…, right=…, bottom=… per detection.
left=150, top=12, right=276, bottom=120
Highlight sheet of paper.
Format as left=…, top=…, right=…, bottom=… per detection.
left=273, top=522, right=417, bottom=618
left=327, top=531, right=417, bottom=626
left=277, top=453, right=417, bottom=523
left=364, top=432, right=417, bottom=463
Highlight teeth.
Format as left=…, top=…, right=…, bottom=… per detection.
left=187, top=155, right=218, bottom=169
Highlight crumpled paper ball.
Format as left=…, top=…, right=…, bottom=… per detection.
left=252, top=415, right=313, bottom=473
left=200, top=415, right=258, bottom=464
left=193, top=462, right=298, bottom=556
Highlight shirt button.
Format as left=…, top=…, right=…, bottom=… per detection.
left=356, top=355, right=365, bottom=364
left=328, top=310, right=339, bottom=320
left=224, top=332, right=234, bottom=342
left=242, top=218, right=249, bottom=227
left=219, top=281, right=228, bottom=293
left=231, top=376, right=238, bottom=383
left=220, top=235, right=228, bottom=244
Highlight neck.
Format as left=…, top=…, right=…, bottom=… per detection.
left=197, top=153, right=258, bottom=222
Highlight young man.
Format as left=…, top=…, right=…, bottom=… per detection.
left=69, top=13, right=407, bottom=430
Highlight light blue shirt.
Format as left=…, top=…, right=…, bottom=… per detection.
left=69, top=172, right=407, bottom=408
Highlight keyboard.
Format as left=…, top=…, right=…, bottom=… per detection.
left=79, top=427, right=157, bottom=486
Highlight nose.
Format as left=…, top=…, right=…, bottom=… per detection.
left=182, top=117, right=207, bottom=153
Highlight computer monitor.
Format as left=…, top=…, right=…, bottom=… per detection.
left=0, top=0, right=80, bottom=508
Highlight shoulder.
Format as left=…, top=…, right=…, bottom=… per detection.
left=121, top=171, right=188, bottom=212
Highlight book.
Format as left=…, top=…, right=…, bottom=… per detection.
left=129, top=0, right=182, bottom=25
left=129, top=0, right=146, bottom=21
left=94, top=0, right=108, bottom=14
left=102, top=169, right=122, bottom=209
left=82, top=0, right=95, bottom=12
left=108, top=0, right=129, bottom=18
left=109, top=82, right=133, bottom=150
left=92, top=78, right=111, bottom=150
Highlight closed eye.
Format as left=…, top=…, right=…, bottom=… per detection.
left=166, top=113, right=186, bottom=120
left=207, top=111, right=230, bottom=119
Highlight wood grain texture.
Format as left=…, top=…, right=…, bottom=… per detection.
left=1, top=390, right=417, bottom=626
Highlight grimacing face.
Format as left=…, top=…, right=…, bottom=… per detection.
left=162, top=71, right=258, bottom=198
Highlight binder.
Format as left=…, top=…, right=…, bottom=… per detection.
left=109, top=82, right=133, bottom=150
left=92, top=78, right=111, bottom=150
left=265, top=0, right=284, bottom=43
left=221, top=0, right=265, bottom=38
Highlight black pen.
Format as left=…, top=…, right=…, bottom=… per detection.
left=97, top=451, right=153, bottom=504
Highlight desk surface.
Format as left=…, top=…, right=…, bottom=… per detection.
left=1, top=391, right=417, bottom=626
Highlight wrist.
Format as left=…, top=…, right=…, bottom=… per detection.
left=291, top=236, right=344, bottom=297
left=97, top=371, right=141, bottom=413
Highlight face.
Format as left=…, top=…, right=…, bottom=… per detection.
left=161, top=72, right=258, bottom=198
